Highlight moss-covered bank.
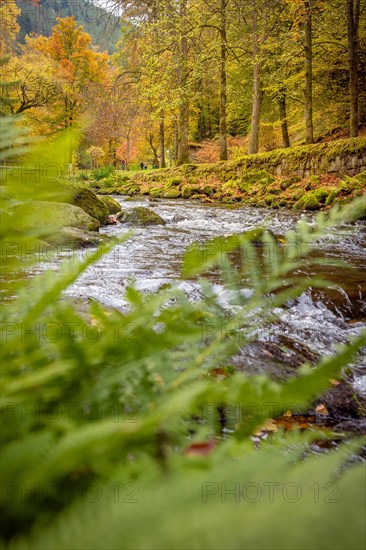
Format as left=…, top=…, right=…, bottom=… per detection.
left=83, top=138, right=366, bottom=212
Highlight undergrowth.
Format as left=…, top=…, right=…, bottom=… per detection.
left=1, top=118, right=365, bottom=549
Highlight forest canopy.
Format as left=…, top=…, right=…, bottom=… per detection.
left=1, top=0, right=365, bottom=168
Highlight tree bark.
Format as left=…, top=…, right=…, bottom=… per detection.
left=159, top=110, right=166, bottom=168
left=174, top=116, right=178, bottom=164
left=347, top=0, right=360, bottom=137
left=177, top=0, right=190, bottom=165
left=304, top=0, right=314, bottom=144
left=248, top=6, right=262, bottom=155
left=219, top=0, right=228, bottom=161
left=278, top=91, right=290, bottom=148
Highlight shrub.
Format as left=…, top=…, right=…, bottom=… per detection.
left=92, top=165, right=116, bottom=181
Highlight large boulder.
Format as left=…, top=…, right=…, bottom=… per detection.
left=46, top=227, right=107, bottom=248
left=117, top=207, right=165, bottom=226
left=99, top=195, right=122, bottom=215
left=294, top=192, right=321, bottom=211
left=13, top=201, right=100, bottom=234
left=70, top=187, right=109, bottom=225
left=40, top=181, right=109, bottom=225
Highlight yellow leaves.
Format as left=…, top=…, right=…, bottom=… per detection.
left=0, top=0, right=21, bottom=56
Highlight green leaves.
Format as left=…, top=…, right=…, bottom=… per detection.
left=1, top=117, right=366, bottom=550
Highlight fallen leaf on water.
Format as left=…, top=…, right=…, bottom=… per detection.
left=254, top=419, right=278, bottom=436
left=315, top=404, right=329, bottom=416
left=209, top=367, right=227, bottom=380
left=184, top=440, right=216, bottom=457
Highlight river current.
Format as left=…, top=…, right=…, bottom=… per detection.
left=38, top=197, right=366, bottom=398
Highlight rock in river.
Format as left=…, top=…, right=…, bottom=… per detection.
left=46, top=227, right=107, bottom=248
left=117, top=207, right=165, bottom=226
left=99, top=196, right=122, bottom=215
left=13, top=201, right=100, bottom=233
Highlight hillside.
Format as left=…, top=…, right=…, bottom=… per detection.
left=16, top=0, right=120, bottom=52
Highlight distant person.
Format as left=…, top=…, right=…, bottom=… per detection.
left=144, top=163, right=148, bottom=170
left=139, top=161, right=144, bottom=171
left=121, top=159, right=126, bottom=170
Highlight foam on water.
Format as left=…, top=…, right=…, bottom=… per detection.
left=32, top=196, right=365, bottom=393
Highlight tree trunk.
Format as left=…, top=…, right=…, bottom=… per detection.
left=347, top=0, right=360, bottom=137
left=278, top=92, right=290, bottom=148
left=304, top=0, right=314, bottom=144
left=126, top=135, right=130, bottom=170
left=159, top=110, right=166, bottom=168
left=177, top=0, right=190, bottom=165
left=248, top=7, right=262, bottom=155
left=219, top=0, right=228, bottom=161
left=174, top=116, right=178, bottom=164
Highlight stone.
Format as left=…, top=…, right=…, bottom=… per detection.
left=46, top=227, right=108, bottom=248
left=13, top=201, right=100, bottom=233
left=118, top=207, right=166, bottom=226
left=163, top=188, right=182, bottom=199
left=294, top=193, right=321, bottom=211
left=45, top=182, right=109, bottom=225
left=313, top=187, right=330, bottom=203
left=99, top=196, right=122, bottom=215
left=71, top=187, right=109, bottom=225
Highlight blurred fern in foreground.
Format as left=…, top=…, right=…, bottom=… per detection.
left=1, top=118, right=365, bottom=549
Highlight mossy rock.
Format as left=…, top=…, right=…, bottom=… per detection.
left=149, top=187, right=163, bottom=197
left=279, top=199, right=289, bottom=207
left=118, top=207, right=166, bottom=226
left=40, top=182, right=108, bottom=225
left=165, top=177, right=182, bottom=188
left=294, top=193, right=321, bottom=211
left=354, top=171, right=366, bottom=186
left=266, top=182, right=282, bottom=195
left=325, top=189, right=340, bottom=206
left=264, top=194, right=276, bottom=205
left=341, top=175, right=365, bottom=191
left=99, top=196, right=122, bottom=215
left=190, top=193, right=207, bottom=201
left=163, top=188, right=182, bottom=199
left=313, top=188, right=330, bottom=204
left=291, top=189, right=303, bottom=201
left=281, top=176, right=301, bottom=190
left=336, top=181, right=353, bottom=195
left=240, top=170, right=275, bottom=187
left=125, top=185, right=140, bottom=195
left=305, top=175, right=320, bottom=190
left=182, top=164, right=197, bottom=175
left=46, top=227, right=107, bottom=248
left=13, top=201, right=100, bottom=233
left=182, top=185, right=195, bottom=199
left=70, top=187, right=109, bottom=225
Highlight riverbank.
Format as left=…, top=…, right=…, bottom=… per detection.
left=82, top=138, right=366, bottom=211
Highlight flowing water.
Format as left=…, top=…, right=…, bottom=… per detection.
left=39, top=197, right=366, bottom=405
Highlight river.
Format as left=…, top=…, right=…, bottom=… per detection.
left=39, top=196, right=366, bottom=411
